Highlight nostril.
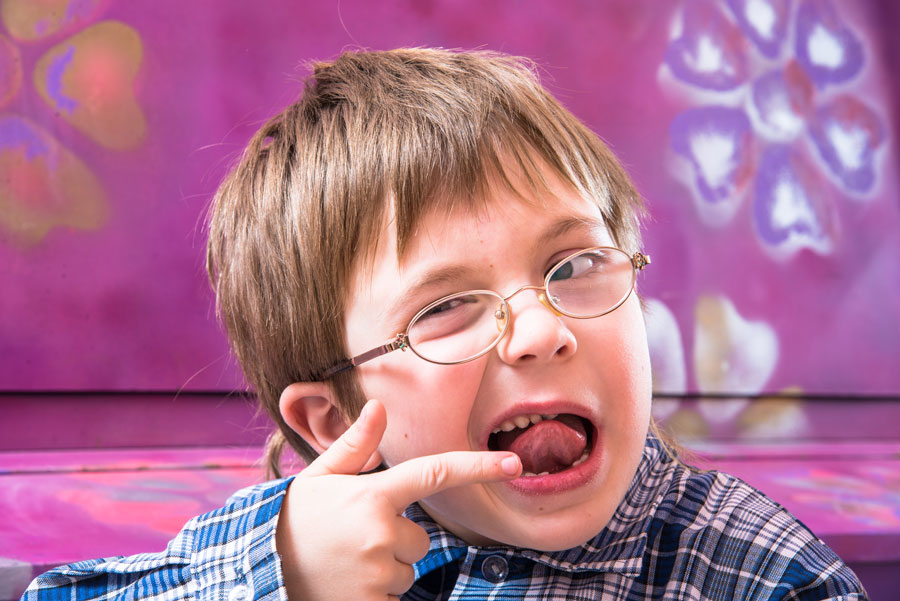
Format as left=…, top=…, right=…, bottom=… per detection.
left=555, top=340, right=576, bottom=359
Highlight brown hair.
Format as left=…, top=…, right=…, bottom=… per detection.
left=206, top=48, right=646, bottom=477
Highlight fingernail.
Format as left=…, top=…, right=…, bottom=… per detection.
left=500, top=455, right=520, bottom=476
left=359, top=401, right=371, bottom=421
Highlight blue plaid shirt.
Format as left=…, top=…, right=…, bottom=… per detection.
left=22, top=437, right=867, bottom=600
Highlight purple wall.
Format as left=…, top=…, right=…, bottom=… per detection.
left=2, top=0, right=898, bottom=403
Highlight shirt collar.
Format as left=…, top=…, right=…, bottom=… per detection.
left=406, top=435, right=676, bottom=579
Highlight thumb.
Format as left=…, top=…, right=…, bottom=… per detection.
left=301, top=399, right=386, bottom=477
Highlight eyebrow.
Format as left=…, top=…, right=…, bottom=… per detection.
left=382, top=264, right=477, bottom=327
left=535, top=215, right=608, bottom=248
left=384, top=214, right=609, bottom=326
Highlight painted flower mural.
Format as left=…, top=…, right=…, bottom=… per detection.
left=663, top=0, right=886, bottom=259
left=645, top=0, right=891, bottom=437
left=0, top=0, right=145, bottom=246
left=1, top=0, right=896, bottom=399
left=645, top=294, right=804, bottom=439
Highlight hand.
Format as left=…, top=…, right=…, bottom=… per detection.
left=275, top=399, right=522, bottom=601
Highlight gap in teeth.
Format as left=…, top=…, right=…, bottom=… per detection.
left=520, top=449, right=589, bottom=477
left=492, top=413, right=559, bottom=434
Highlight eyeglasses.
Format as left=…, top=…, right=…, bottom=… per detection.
left=318, top=246, right=650, bottom=379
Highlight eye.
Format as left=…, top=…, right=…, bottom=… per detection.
left=408, top=293, right=498, bottom=346
left=418, top=296, right=472, bottom=320
left=549, top=249, right=607, bottom=281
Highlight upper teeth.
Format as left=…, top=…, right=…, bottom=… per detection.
left=492, top=414, right=559, bottom=434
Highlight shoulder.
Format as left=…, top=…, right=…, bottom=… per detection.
left=190, top=475, right=292, bottom=559
left=225, top=477, right=292, bottom=506
left=644, top=464, right=867, bottom=599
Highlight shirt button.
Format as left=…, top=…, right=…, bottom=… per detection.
left=481, top=555, right=509, bottom=583
left=228, top=584, right=250, bottom=601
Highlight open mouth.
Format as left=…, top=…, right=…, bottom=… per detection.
left=487, top=413, right=594, bottom=477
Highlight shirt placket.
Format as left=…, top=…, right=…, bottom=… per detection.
left=448, top=548, right=528, bottom=600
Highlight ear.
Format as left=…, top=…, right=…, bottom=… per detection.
left=278, top=382, right=383, bottom=471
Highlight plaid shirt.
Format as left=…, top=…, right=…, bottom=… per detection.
left=22, top=437, right=867, bottom=601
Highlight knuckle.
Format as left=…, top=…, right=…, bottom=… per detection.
left=396, top=564, right=416, bottom=593
left=358, top=523, right=392, bottom=555
left=420, top=458, right=452, bottom=491
left=413, top=528, right=431, bottom=558
left=336, top=429, right=365, bottom=455
left=367, top=559, right=392, bottom=585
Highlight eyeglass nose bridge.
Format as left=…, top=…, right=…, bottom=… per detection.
left=493, top=284, right=564, bottom=331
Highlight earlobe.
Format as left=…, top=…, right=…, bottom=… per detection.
left=279, top=382, right=350, bottom=455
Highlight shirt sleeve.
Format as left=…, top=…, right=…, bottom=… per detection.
left=20, top=477, right=294, bottom=601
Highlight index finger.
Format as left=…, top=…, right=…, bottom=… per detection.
left=376, top=450, right=521, bottom=510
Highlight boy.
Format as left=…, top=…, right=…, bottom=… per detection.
left=24, top=48, right=865, bottom=600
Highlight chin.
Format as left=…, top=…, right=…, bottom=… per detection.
left=499, top=520, right=606, bottom=552
left=475, top=500, right=617, bottom=552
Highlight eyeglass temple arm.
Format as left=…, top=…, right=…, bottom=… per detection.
left=318, top=334, right=408, bottom=380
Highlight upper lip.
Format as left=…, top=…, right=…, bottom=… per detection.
left=478, top=401, right=596, bottom=450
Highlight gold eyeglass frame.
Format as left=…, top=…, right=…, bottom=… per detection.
left=317, top=247, right=650, bottom=380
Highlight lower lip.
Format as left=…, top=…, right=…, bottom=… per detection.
left=504, top=426, right=602, bottom=495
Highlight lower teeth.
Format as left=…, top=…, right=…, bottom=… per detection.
left=521, top=449, right=590, bottom=477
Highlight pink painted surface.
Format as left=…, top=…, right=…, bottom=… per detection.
left=1, top=445, right=267, bottom=473
left=1, top=441, right=896, bottom=599
left=2, top=0, right=898, bottom=597
left=655, top=397, right=900, bottom=442
left=0, top=445, right=305, bottom=599
left=5, top=446, right=896, bottom=562
left=690, top=442, right=900, bottom=561
left=0, top=0, right=898, bottom=397
left=0, top=393, right=269, bottom=451
left=0, top=461, right=266, bottom=571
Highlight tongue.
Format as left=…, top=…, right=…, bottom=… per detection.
left=495, top=415, right=588, bottom=474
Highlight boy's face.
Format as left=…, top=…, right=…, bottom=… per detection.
left=343, top=166, right=652, bottom=551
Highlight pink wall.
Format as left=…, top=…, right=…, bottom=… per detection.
left=2, top=0, right=898, bottom=403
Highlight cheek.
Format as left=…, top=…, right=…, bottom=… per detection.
left=590, top=299, right=652, bottom=421
left=616, top=298, right=652, bottom=381
left=618, top=305, right=653, bottom=431
left=359, top=361, right=487, bottom=465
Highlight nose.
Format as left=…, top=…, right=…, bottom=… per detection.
left=494, top=289, right=577, bottom=365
